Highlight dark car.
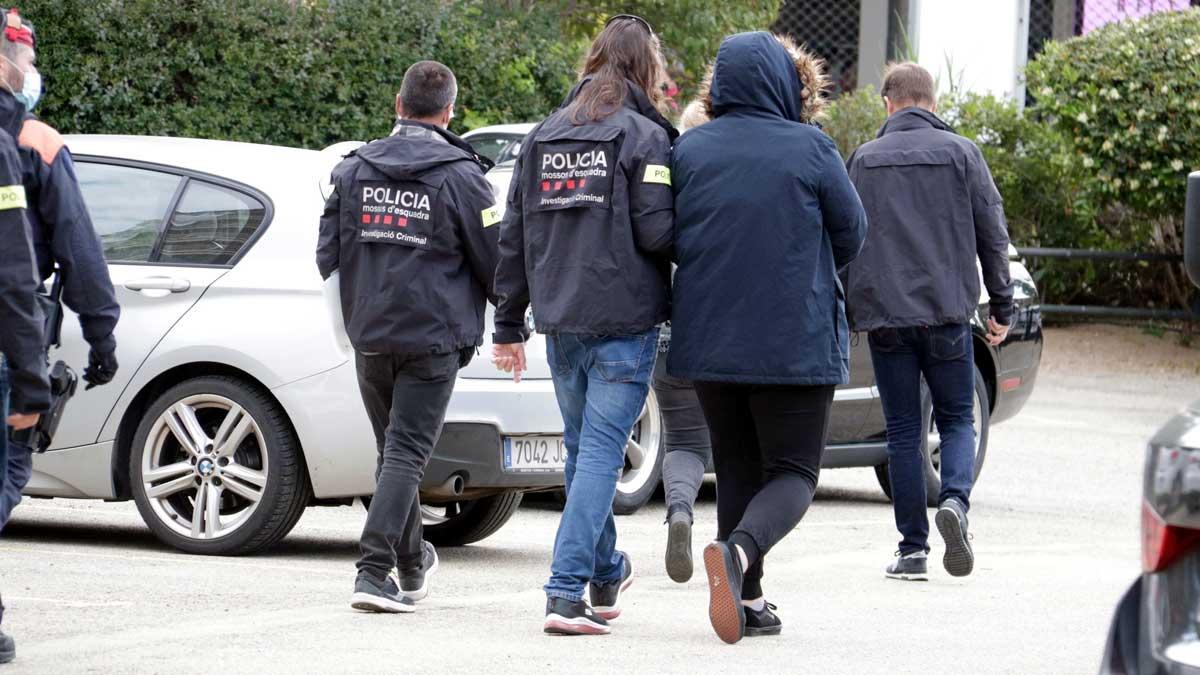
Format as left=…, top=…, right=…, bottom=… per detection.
left=477, top=153, right=1044, bottom=514
left=1100, top=173, right=1200, bottom=675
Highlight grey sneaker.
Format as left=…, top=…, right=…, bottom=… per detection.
left=588, top=553, right=633, bottom=620
left=350, top=573, right=415, bottom=613
left=665, top=508, right=694, bottom=583
left=0, top=628, right=14, bottom=664
left=936, top=498, right=974, bottom=577
left=885, top=551, right=929, bottom=581
left=399, top=540, right=439, bottom=602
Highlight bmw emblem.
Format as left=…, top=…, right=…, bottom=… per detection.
left=198, top=458, right=215, bottom=476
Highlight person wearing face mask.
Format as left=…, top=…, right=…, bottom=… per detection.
left=0, top=8, right=120, bottom=534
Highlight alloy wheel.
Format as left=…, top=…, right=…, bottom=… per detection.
left=616, top=390, right=663, bottom=497
left=140, top=394, right=269, bottom=540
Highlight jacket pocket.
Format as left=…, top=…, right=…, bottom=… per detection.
left=529, top=124, right=622, bottom=213
left=929, top=324, right=970, bottom=361
left=593, top=332, right=655, bottom=384
left=409, top=352, right=459, bottom=383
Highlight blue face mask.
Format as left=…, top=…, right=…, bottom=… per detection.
left=15, top=68, right=41, bottom=112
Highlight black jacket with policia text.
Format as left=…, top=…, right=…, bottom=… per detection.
left=0, top=126, right=49, bottom=414
left=316, top=121, right=500, bottom=356
left=492, top=78, right=678, bottom=344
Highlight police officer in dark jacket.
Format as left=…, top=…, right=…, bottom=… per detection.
left=492, top=15, right=675, bottom=636
left=844, top=63, right=1013, bottom=582
left=316, top=61, right=499, bottom=614
left=0, top=8, right=120, bottom=526
left=0, top=122, right=48, bottom=664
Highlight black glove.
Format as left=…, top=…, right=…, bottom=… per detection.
left=83, top=349, right=118, bottom=390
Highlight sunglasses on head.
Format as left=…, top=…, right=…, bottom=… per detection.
left=605, top=14, right=653, bottom=35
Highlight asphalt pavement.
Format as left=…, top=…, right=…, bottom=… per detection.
left=0, top=326, right=1196, bottom=674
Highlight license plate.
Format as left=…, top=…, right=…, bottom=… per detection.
left=503, top=435, right=566, bottom=473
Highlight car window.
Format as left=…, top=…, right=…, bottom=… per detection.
left=75, top=162, right=183, bottom=263
left=158, top=180, right=267, bottom=266
left=468, top=135, right=510, bottom=163
left=497, top=139, right=523, bottom=165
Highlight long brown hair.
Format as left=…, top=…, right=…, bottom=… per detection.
left=568, top=18, right=665, bottom=124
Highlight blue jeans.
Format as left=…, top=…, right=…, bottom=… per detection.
left=544, top=330, right=657, bottom=601
left=869, top=324, right=975, bottom=555
left=0, top=440, right=30, bottom=533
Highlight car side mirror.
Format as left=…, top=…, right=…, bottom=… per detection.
left=1187, top=172, right=1200, bottom=288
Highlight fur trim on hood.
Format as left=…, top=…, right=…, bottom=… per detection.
left=688, top=34, right=829, bottom=128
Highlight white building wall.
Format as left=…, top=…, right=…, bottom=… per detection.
left=914, top=0, right=1030, bottom=101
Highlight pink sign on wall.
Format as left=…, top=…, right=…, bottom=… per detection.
left=1081, top=0, right=1192, bottom=33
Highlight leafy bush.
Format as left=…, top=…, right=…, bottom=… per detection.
left=24, top=0, right=578, bottom=147
left=1026, top=8, right=1200, bottom=310
left=821, top=86, right=885, bottom=160
left=25, top=0, right=777, bottom=146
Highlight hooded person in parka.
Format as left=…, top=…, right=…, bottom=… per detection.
left=669, top=32, right=867, bottom=645
left=654, top=33, right=836, bottom=593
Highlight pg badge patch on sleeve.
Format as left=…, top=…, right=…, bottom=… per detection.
left=642, top=164, right=671, bottom=186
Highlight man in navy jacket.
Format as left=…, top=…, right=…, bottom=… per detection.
left=845, top=62, right=1013, bottom=582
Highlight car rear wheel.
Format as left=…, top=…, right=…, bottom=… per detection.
left=130, top=376, right=311, bottom=555
left=613, top=389, right=664, bottom=515
left=874, top=366, right=990, bottom=507
left=420, top=491, right=523, bottom=546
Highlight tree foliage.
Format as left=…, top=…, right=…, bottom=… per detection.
left=22, top=0, right=778, bottom=146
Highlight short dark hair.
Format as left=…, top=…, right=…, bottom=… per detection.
left=399, top=61, right=457, bottom=119
left=881, top=62, right=936, bottom=107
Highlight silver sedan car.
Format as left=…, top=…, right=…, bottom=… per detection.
left=27, top=135, right=610, bottom=555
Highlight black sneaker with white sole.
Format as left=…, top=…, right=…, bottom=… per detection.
left=589, top=553, right=633, bottom=621
left=544, top=597, right=610, bottom=636
left=399, top=540, right=439, bottom=602
left=350, top=574, right=416, bottom=613
left=936, top=498, right=974, bottom=577
left=885, top=551, right=929, bottom=581
left=744, top=602, right=782, bottom=637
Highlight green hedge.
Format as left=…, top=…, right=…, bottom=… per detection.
left=23, top=0, right=777, bottom=148
left=24, top=0, right=578, bottom=148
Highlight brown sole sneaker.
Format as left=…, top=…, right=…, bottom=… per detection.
left=703, top=542, right=745, bottom=644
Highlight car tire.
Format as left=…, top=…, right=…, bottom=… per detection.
left=613, top=389, right=665, bottom=515
left=421, top=491, right=524, bottom=546
left=874, top=366, right=991, bottom=507
left=129, top=376, right=311, bottom=555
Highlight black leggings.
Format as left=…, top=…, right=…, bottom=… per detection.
left=652, top=357, right=711, bottom=517
left=693, top=381, right=834, bottom=599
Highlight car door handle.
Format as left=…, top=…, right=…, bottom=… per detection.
left=124, top=276, right=191, bottom=293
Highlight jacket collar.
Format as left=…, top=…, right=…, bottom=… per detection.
left=876, top=106, right=955, bottom=138
left=561, top=76, right=680, bottom=142
left=388, top=119, right=494, bottom=172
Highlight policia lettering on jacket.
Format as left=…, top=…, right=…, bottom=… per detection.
left=358, top=183, right=435, bottom=248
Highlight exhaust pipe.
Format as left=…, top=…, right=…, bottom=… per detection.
left=424, top=474, right=466, bottom=500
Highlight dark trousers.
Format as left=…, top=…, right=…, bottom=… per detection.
left=693, top=381, right=835, bottom=600
left=354, top=350, right=461, bottom=581
left=868, top=324, right=976, bottom=555
left=652, top=356, right=711, bottom=517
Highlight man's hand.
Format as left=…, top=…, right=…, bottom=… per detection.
left=986, top=317, right=1010, bottom=346
left=492, top=343, right=527, bottom=383
left=83, top=349, right=119, bottom=390
left=6, top=412, right=39, bottom=430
